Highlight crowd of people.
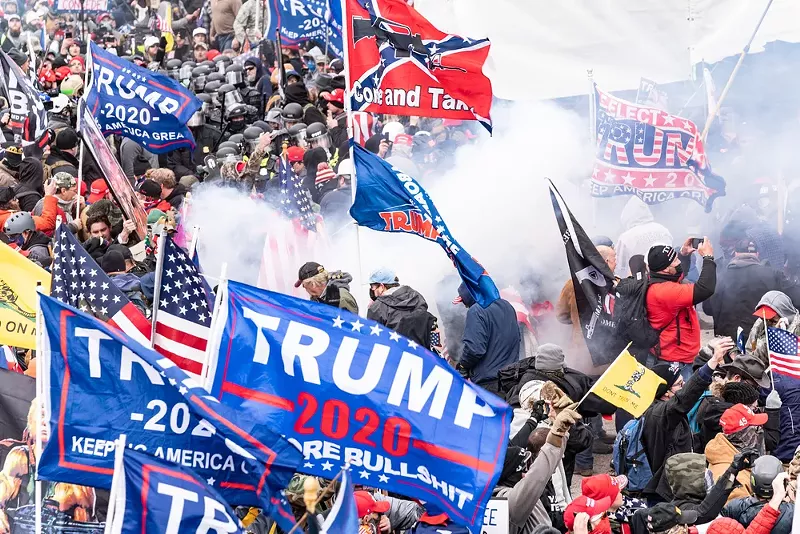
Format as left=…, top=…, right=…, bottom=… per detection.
left=1, top=0, right=800, bottom=533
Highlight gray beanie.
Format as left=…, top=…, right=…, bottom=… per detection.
left=534, top=343, right=565, bottom=371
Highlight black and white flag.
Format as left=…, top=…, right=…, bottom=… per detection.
left=0, top=49, right=48, bottom=145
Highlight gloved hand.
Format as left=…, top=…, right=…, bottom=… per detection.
left=530, top=400, right=547, bottom=423
left=550, top=403, right=582, bottom=437
left=553, top=394, right=575, bottom=410
left=766, top=390, right=782, bottom=409
left=731, top=448, right=760, bottom=472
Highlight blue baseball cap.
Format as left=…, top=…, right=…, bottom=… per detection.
left=368, top=267, right=397, bottom=285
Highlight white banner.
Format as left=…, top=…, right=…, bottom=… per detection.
left=480, top=499, right=509, bottom=534
left=55, top=0, right=109, bottom=12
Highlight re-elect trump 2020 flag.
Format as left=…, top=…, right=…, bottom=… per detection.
left=37, top=294, right=300, bottom=529
left=350, top=142, right=499, bottom=308
left=204, top=280, right=511, bottom=528
left=85, top=41, right=200, bottom=153
left=108, top=447, right=245, bottom=534
left=269, top=0, right=343, bottom=58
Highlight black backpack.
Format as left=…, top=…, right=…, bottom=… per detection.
left=613, top=271, right=662, bottom=350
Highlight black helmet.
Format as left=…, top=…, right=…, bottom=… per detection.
left=225, top=63, right=245, bottom=87
left=282, top=103, right=303, bottom=122
left=244, top=126, right=263, bottom=152
left=191, top=65, right=211, bottom=92
left=200, top=60, right=215, bottom=69
left=204, top=80, right=223, bottom=100
left=215, top=146, right=238, bottom=165
left=196, top=92, right=212, bottom=115
left=751, top=455, right=783, bottom=499
left=187, top=108, right=205, bottom=127
left=207, top=71, right=225, bottom=84
left=214, top=54, right=232, bottom=74
left=218, top=83, right=243, bottom=108
left=228, top=133, right=244, bottom=145
left=180, top=60, right=196, bottom=85
left=166, top=58, right=182, bottom=80
left=218, top=141, right=239, bottom=153
left=288, top=123, right=308, bottom=147
left=253, top=120, right=271, bottom=132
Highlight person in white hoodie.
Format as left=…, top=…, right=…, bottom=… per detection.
left=614, top=197, right=673, bottom=277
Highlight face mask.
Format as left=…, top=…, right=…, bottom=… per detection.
left=13, top=234, right=25, bottom=247
left=369, top=288, right=377, bottom=301
left=674, top=264, right=683, bottom=277
left=307, top=61, right=316, bottom=72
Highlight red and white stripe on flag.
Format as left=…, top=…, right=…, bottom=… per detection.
left=258, top=217, right=326, bottom=297
left=154, top=313, right=209, bottom=378
left=350, top=112, right=377, bottom=146
left=770, top=350, right=800, bottom=380
left=1, top=346, right=22, bottom=373
left=109, top=303, right=152, bottom=348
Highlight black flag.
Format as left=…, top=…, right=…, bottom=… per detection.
left=0, top=49, right=48, bottom=145
left=548, top=179, right=625, bottom=366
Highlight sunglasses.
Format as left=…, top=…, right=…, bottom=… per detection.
left=245, top=65, right=255, bottom=71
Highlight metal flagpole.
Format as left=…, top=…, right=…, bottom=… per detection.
left=700, top=0, right=775, bottom=141
left=762, top=310, right=776, bottom=390
left=276, top=28, right=287, bottom=100
left=188, top=225, right=201, bottom=258
left=34, top=282, right=43, bottom=534
left=149, top=229, right=168, bottom=347
left=200, top=262, right=227, bottom=391
left=103, top=434, right=127, bottom=534
left=76, top=52, right=93, bottom=222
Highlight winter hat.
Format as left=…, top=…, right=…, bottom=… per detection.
left=314, top=162, right=336, bottom=185
left=100, top=249, right=126, bottom=274
left=55, top=128, right=79, bottom=150
left=721, top=381, right=759, bottom=405
left=69, top=55, right=85, bottom=69
left=651, top=361, right=681, bottom=398
left=581, top=474, right=627, bottom=504
left=563, top=496, right=612, bottom=531
left=647, top=244, right=677, bottom=272
left=8, top=48, right=27, bottom=67
left=1, top=145, right=22, bottom=169
left=707, top=517, right=745, bottom=534
left=720, top=404, right=768, bottom=435
left=534, top=344, right=565, bottom=372
left=147, top=209, right=165, bottom=225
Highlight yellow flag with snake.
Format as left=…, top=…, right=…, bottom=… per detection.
left=0, top=242, right=51, bottom=349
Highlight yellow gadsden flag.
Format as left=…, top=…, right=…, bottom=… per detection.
left=0, top=242, right=51, bottom=349
left=590, top=348, right=666, bottom=418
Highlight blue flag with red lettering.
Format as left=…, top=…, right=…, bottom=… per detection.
left=37, top=294, right=300, bottom=530
left=204, top=280, right=511, bottom=528
left=108, top=448, right=245, bottom=533
left=349, top=142, right=499, bottom=308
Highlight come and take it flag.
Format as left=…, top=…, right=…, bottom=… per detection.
left=37, top=294, right=301, bottom=529
left=590, top=84, right=725, bottom=212
left=152, top=235, right=213, bottom=378
left=0, top=241, right=51, bottom=349
left=204, top=280, right=511, bottom=528
left=85, top=41, right=201, bottom=154
left=350, top=142, right=499, bottom=308
left=345, top=0, right=493, bottom=131
left=0, top=49, right=48, bottom=145
left=106, top=447, right=245, bottom=534
left=51, top=224, right=151, bottom=346
left=588, top=347, right=666, bottom=418
left=548, top=179, right=625, bottom=366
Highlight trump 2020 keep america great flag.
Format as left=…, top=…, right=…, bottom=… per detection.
left=345, top=0, right=493, bottom=131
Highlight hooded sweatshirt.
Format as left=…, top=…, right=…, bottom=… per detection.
left=284, top=83, right=326, bottom=126
left=313, top=270, right=358, bottom=314
left=704, top=433, right=754, bottom=503
left=15, top=159, right=44, bottom=212
left=614, top=197, right=673, bottom=277
left=367, top=285, right=428, bottom=332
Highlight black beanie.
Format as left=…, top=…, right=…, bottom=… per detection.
left=652, top=361, right=682, bottom=398
left=648, top=244, right=677, bottom=272
left=722, top=382, right=759, bottom=405
left=100, top=250, right=126, bottom=273
left=56, top=128, right=79, bottom=150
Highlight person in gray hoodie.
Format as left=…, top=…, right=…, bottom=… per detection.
left=367, top=267, right=428, bottom=332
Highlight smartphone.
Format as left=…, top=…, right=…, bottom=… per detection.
left=65, top=31, right=72, bottom=39
left=690, top=237, right=703, bottom=249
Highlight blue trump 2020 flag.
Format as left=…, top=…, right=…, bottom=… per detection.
left=85, top=41, right=201, bottom=154
left=37, top=294, right=300, bottom=530
left=269, top=0, right=343, bottom=58
left=107, top=448, right=245, bottom=533
left=349, top=142, right=499, bottom=308
left=205, top=280, right=511, bottom=528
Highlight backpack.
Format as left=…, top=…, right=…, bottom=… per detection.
left=612, top=417, right=653, bottom=493
left=612, top=271, right=662, bottom=350
left=42, top=160, right=72, bottom=182
left=496, top=357, right=537, bottom=403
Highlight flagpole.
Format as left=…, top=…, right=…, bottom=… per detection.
left=188, top=224, right=201, bottom=258
left=575, top=342, right=633, bottom=408
left=149, top=229, right=168, bottom=346
left=201, top=262, right=227, bottom=391
left=700, top=0, right=775, bottom=141
left=103, top=434, right=127, bottom=534
left=762, top=310, right=776, bottom=390
left=34, top=282, right=43, bottom=534
left=287, top=466, right=347, bottom=534
left=340, top=0, right=365, bottom=292
left=587, top=70, right=599, bottom=228
left=75, top=51, right=92, bottom=222
left=275, top=28, right=287, bottom=100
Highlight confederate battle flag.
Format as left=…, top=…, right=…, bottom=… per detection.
left=345, top=0, right=493, bottom=131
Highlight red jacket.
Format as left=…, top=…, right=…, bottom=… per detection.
left=646, top=278, right=700, bottom=364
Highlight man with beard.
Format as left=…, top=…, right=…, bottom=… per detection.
left=243, top=56, right=272, bottom=114
left=0, top=14, right=22, bottom=52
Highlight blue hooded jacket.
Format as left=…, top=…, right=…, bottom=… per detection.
left=457, top=283, right=520, bottom=384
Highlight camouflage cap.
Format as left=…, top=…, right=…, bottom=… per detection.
left=53, top=171, right=76, bottom=189
left=665, top=453, right=706, bottom=498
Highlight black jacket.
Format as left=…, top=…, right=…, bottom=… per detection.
left=703, top=255, right=800, bottom=339
left=160, top=148, right=195, bottom=180
left=696, top=394, right=781, bottom=454
left=641, top=364, right=713, bottom=499
left=367, top=285, right=428, bottom=332
left=45, top=148, right=79, bottom=177
left=163, top=183, right=188, bottom=209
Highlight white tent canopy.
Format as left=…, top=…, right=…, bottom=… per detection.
left=413, top=0, right=800, bottom=100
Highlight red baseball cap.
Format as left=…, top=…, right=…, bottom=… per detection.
left=354, top=491, right=390, bottom=518
left=719, top=403, right=768, bottom=435
left=323, top=88, right=345, bottom=104
left=581, top=474, right=627, bottom=503
left=69, top=56, right=85, bottom=68
left=54, top=66, right=72, bottom=81
left=393, top=133, right=413, bottom=147
left=87, top=179, right=108, bottom=203
left=564, top=496, right=611, bottom=530
left=753, top=305, right=778, bottom=320
left=207, top=49, right=221, bottom=61
left=287, top=146, right=305, bottom=163
left=38, top=68, right=56, bottom=84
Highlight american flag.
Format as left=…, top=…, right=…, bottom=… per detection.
left=350, top=111, right=378, bottom=146
left=51, top=225, right=151, bottom=347
left=277, top=155, right=316, bottom=231
left=152, top=235, right=212, bottom=379
left=768, top=327, right=800, bottom=379
left=0, top=346, right=22, bottom=373
left=590, top=85, right=725, bottom=211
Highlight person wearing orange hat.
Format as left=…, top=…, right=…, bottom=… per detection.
left=705, top=403, right=768, bottom=504
left=563, top=495, right=612, bottom=534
